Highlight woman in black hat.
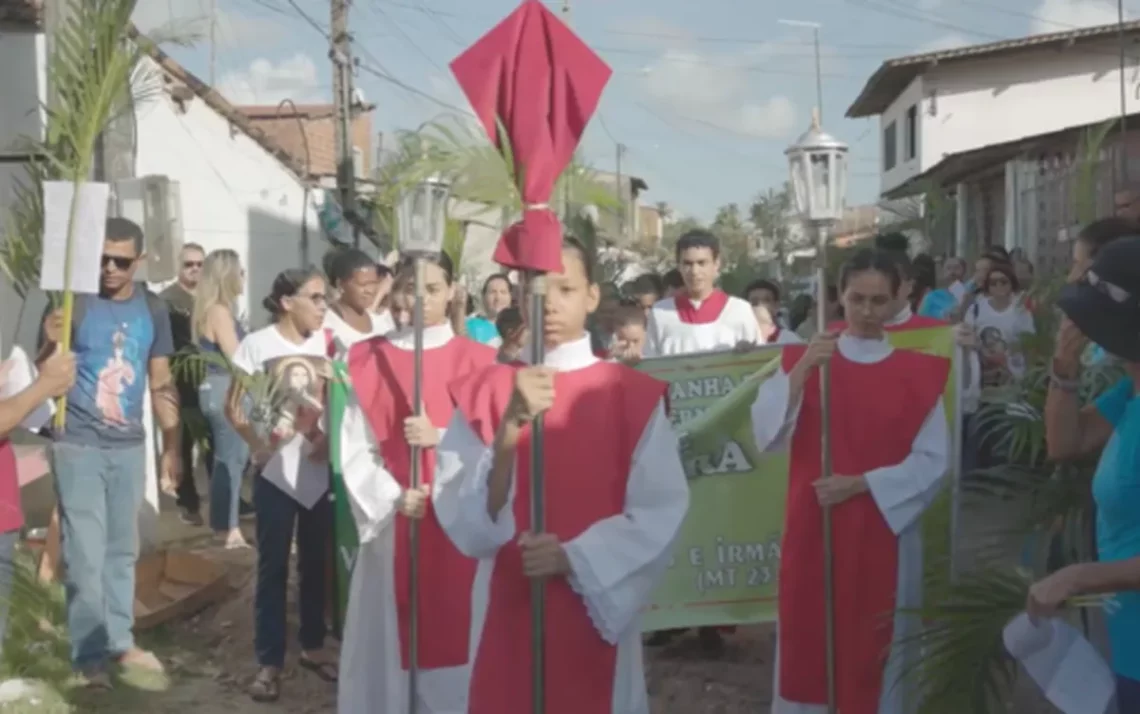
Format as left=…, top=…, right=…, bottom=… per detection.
left=1026, top=236, right=1140, bottom=709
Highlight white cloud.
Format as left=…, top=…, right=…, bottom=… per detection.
left=1030, top=0, right=1130, bottom=33
left=216, top=54, right=325, bottom=105
left=641, top=48, right=798, bottom=139
left=132, top=0, right=284, bottom=47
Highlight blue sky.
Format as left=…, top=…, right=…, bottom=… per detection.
left=132, top=0, right=1132, bottom=222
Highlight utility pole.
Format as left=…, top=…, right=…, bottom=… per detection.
left=209, top=0, right=218, bottom=87
left=615, top=142, right=626, bottom=243
left=331, top=0, right=360, bottom=247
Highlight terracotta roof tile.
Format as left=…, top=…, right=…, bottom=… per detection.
left=0, top=0, right=41, bottom=28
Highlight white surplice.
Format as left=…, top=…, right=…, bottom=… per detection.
left=337, top=323, right=485, bottom=714
left=432, top=335, right=690, bottom=714
left=750, top=334, right=949, bottom=714
left=644, top=294, right=759, bottom=357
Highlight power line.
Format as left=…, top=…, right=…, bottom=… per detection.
left=357, top=61, right=471, bottom=114
left=361, top=0, right=448, bottom=71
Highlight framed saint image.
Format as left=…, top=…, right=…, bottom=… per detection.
left=259, top=355, right=331, bottom=448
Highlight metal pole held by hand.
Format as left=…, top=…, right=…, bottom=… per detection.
left=815, top=223, right=838, bottom=714
left=527, top=271, right=548, bottom=714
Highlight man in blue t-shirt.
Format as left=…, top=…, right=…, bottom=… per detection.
left=39, top=217, right=182, bottom=686
left=1029, top=236, right=1140, bottom=710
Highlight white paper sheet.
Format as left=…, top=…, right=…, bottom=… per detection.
left=0, top=346, right=54, bottom=431
left=1003, top=612, right=1115, bottom=714
left=39, top=181, right=109, bottom=294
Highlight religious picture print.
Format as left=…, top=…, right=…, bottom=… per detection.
left=67, top=298, right=157, bottom=442
left=257, top=355, right=330, bottom=451
left=978, top=326, right=1012, bottom=387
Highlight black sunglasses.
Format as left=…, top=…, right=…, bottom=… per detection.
left=183, top=260, right=203, bottom=269
left=102, top=255, right=134, bottom=271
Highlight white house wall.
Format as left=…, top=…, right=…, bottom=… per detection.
left=879, top=75, right=926, bottom=195
left=133, top=70, right=328, bottom=329
left=879, top=37, right=1139, bottom=195
left=0, top=30, right=45, bottom=153
left=0, top=30, right=47, bottom=351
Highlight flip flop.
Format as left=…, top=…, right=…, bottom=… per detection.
left=249, top=667, right=280, bottom=702
left=298, top=655, right=338, bottom=683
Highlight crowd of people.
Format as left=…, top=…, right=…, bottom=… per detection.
left=0, top=213, right=1139, bottom=711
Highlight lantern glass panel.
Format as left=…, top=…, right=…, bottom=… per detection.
left=788, top=152, right=809, bottom=218
left=809, top=152, right=831, bottom=221
left=398, top=179, right=450, bottom=255
left=835, top=152, right=848, bottom=218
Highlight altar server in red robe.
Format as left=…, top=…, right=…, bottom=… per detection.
left=751, top=248, right=950, bottom=714
left=644, top=229, right=759, bottom=356
left=336, top=252, right=496, bottom=714
left=433, top=237, right=690, bottom=714
left=831, top=249, right=946, bottom=334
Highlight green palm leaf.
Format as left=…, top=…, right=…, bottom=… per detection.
left=0, top=1, right=198, bottom=300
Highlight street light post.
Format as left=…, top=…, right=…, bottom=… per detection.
left=784, top=108, right=848, bottom=714
left=395, top=174, right=452, bottom=714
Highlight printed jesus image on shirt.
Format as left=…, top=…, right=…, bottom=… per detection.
left=263, top=355, right=329, bottom=447
left=95, top=327, right=136, bottom=425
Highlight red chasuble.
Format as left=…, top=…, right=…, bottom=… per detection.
left=449, top=362, right=667, bottom=714
left=346, top=335, right=495, bottom=670
left=777, top=346, right=949, bottom=714
left=674, top=289, right=729, bottom=324
left=0, top=441, right=23, bottom=534
left=829, top=314, right=947, bottom=333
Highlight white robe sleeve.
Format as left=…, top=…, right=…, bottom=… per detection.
left=864, top=397, right=949, bottom=535
left=562, top=400, right=689, bottom=644
left=340, top=390, right=403, bottom=544
left=643, top=309, right=662, bottom=359
left=736, top=302, right=761, bottom=346
left=433, top=409, right=517, bottom=559
left=750, top=366, right=804, bottom=453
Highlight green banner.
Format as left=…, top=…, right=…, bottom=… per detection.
left=329, top=361, right=356, bottom=635
left=637, top=327, right=958, bottom=631
left=636, top=348, right=788, bottom=630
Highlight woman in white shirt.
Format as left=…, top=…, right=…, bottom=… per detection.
left=325, top=249, right=392, bottom=348
left=963, top=261, right=1036, bottom=388
left=226, top=268, right=337, bottom=702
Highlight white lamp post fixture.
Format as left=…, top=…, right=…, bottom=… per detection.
left=396, top=174, right=451, bottom=255
left=393, top=172, right=450, bottom=714
left=784, top=107, right=848, bottom=714
left=784, top=109, right=849, bottom=226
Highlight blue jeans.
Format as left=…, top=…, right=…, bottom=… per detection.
left=0, top=529, right=19, bottom=652
left=1118, top=675, right=1140, bottom=711
left=200, top=374, right=250, bottom=531
left=52, top=442, right=145, bottom=670
left=253, top=476, right=330, bottom=668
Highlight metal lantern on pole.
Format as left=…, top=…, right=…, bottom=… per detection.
left=395, top=173, right=451, bottom=714
left=784, top=107, right=848, bottom=714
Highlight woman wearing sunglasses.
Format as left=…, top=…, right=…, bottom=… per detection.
left=225, top=268, right=338, bottom=702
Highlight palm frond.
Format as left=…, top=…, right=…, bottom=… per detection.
left=0, top=0, right=199, bottom=299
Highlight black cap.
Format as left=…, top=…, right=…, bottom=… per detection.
left=1058, top=235, right=1140, bottom=362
